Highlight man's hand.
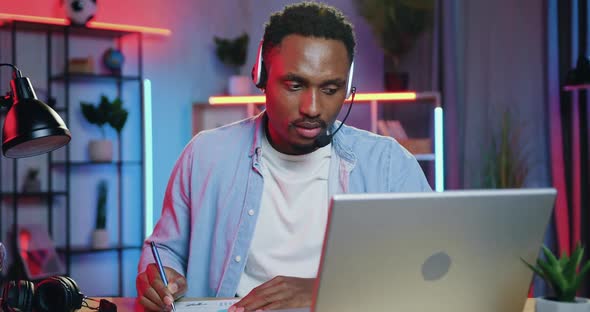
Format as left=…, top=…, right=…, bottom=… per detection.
left=230, top=276, right=315, bottom=312
left=136, top=264, right=187, bottom=312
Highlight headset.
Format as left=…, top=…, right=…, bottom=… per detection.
left=1, top=276, right=84, bottom=312
left=251, top=39, right=357, bottom=148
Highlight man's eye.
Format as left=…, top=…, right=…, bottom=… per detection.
left=286, top=82, right=302, bottom=91
left=322, top=88, right=338, bottom=95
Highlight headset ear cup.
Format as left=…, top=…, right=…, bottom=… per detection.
left=61, top=276, right=83, bottom=311
left=23, top=281, right=34, bottom=312
left=34, top=276, right=81, bottom=312
left=345, top=60, right=355, bottom=99
left=252, top=40, right=267, bottom=89
left=2, top=280, right=34, bottom=312
left=34, top=276, right=84, bottom=312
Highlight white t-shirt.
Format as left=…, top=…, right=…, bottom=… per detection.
left=236, top=132, right=331, bottom=297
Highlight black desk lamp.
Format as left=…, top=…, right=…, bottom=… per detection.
left=0, top=63, right=71, bottom=158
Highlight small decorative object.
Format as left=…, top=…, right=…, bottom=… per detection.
left=214, top=33, right=251, bottom=95
left=67, top=56, right=95, bottom=74
left=92, top=180, right=109, bottom=249
left=22, top=167, right=41, bottom=193
left=102, top=48, right=124, bottom=75
left=80, top=94, right=128, bottom=162
left=397, top=138, right=432, bottom=155
left=377, top=120, right=431, bottom=155
left=64, top=0, right=97, bottom=26
left=522, top=243, right=590, bottom=312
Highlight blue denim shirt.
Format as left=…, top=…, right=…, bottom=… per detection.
left=138, top=112, right=431, bottom=297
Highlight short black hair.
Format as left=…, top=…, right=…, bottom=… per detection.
left=262, top=1, right=356, bottom=64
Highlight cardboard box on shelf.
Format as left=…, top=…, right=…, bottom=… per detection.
left=67, top=56, right=95, bottom=74
left=397, top=138, right=432, bottom=155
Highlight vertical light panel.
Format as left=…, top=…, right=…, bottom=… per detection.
left=434, top=107, right=444, bottom=191
left=144, top=79, right=154, bottom=238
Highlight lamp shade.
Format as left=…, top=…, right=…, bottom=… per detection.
left=2, top=97, right=71, bottom=158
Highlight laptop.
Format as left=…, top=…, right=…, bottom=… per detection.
left=310, top=189, right=556, bottom=312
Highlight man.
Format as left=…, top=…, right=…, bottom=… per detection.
left=136, top=2, right=431, bottom=311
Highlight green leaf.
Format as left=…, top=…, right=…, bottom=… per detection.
left=521, top=257, right=546, bottom=280
left=214, top=32, right=249, bottom=69
left=111, top=97, right=123, bottom=110
left=538, top=259, right=567, bottom=296
left=80, top=102, right=98, bottom=125
left=80, top=94, right=128, bottom=135
left=109, top=109, right=128, bottom=134
left=558, top=253, right=569, bottom=269
left=571, top=261, right=590, bottom=297
left=542, top=246, right=561, bottom=271
left=564, top=246, right=583, bottom=283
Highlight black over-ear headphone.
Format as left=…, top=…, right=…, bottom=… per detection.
left=1, top=276, right=84, bottom=312
left=251, top=40, right=355, bottom=99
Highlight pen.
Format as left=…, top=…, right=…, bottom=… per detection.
left=150, top=241, right=176, bottom=312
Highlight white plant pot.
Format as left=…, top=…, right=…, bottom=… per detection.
left=92, top=229, right=109, bottom=249
left=228, top=75, right=251, bottom=95
left=536, top=297, right=590, bottom=312
left=88, top=140, right=113, bottom=162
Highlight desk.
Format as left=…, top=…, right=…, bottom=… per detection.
left=78, top=298, right=536, bottom=312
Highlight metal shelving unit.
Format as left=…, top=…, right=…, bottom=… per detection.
left=0, top=19, right=147, bottom=296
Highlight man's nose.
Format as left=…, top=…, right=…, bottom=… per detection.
left=299, top=89, right=320, bottom=117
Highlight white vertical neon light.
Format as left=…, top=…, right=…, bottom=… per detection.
left=434, top=107, right=444, bottom=191
left=144, top=79, right=154, bottom=237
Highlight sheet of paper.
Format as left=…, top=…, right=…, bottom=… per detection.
left=175, top=299, right=239, bottom=312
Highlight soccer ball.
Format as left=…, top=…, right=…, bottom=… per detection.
left=65, top=0, right=97, bottom=26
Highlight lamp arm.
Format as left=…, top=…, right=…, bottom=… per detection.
left=0, top=63, right=23, bottom=109
left=0, top=63, right=22, bottom=78
left=0, top=64, right=31, bottom=109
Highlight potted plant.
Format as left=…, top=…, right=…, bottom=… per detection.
left=214, top=32, right=250, bottom=95
left=353, top=0, right=434, bottom=91
left=92, top=180, right=109, bottom=249
left=80, top=94, right=128, bottom=162
left=481, top=110, right=529, bottom=188
left=522, top=244, right=590, bottom=311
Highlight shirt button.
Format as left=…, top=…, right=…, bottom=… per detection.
left=235, top=255, right=242, bottom=263
left=248, top=209, right=255, bottom=216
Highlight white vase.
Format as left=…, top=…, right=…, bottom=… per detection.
left=92, top=229, right=109, bottom=249
left=228, top=75, right=252, bottom=95
left=536, top=297, right=590, bottom=312
left=88, top=140, right=113, bottom=162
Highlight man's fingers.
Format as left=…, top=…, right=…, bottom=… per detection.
left=239, top=275, right=285, bottom=307
left=169, top=275, right=188, bottom=298
left=238, top=287, right=287, bottom=312
left=146, top=264, right=163, bottom=284
left=244, top=292, right=288, bottom=312
left=146, top=266, right=173, bottom=302
left=137, top=295, right=164, bottom=312
left=155, top=282, right=174, bottom=307
left=137, top=274, right=165, bottom=308
left=253, top=276, right=284, bottom=292
left=262, top=300, right=287, bottom=311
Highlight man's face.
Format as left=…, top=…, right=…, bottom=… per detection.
left=264, top=34, right=350, bottom=155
